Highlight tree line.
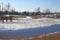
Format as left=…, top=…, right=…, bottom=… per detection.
left=0, top=3, right=60, bottom=16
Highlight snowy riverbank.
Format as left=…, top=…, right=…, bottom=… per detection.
left=0, top=18, right=60, bottom=30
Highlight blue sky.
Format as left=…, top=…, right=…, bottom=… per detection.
left=0, top=0, right=60, bottom=12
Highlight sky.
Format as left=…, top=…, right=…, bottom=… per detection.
left=0, top=0, right=60, bottom=12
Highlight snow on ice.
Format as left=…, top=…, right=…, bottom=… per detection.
left=0, top=17, right=60, bottom=30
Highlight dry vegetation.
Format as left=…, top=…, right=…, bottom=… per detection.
left=0, top=32, right=60, bottom=40
left=31, top=15, right=59, bottom=19
left=31, top=15, right=45, bottom=19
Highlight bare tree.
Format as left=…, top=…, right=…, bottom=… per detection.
left=5, top=3, right=10, bottom=11
left=11, top=8, right=15, bottom=12
left=35, top=7, right=40, bottom=13
left=37, top=8, right=40, bottom=12
left=0, top=3, right=1, bottom=11
left=1, top=3, right=3, bottom=11
left=45, top=9, right=50, bottom=13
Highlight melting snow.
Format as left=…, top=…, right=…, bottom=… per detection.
left=0, top=18, right=60, bottom=30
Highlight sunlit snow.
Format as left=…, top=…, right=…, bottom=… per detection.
left=0, top=17, right=60, bottom=30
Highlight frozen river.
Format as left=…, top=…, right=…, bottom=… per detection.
left=0, top=18, right=60, bottom=37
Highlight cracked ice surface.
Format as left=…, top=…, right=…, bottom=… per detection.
left=0, top=18, right=60, bottom=30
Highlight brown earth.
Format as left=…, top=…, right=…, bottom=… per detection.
left=0, top=32, right=60, bottom=40
left=31, top=15, right=46, bottom=19
left=31, top=15, right=58, bottom=19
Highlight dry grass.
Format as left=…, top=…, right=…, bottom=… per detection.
left=0, top=32, right=60, bottom=40
left=31, top=15, right=46, bottom=19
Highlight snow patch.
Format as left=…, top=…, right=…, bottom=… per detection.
left=0, top=18, right=60, bottom=30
